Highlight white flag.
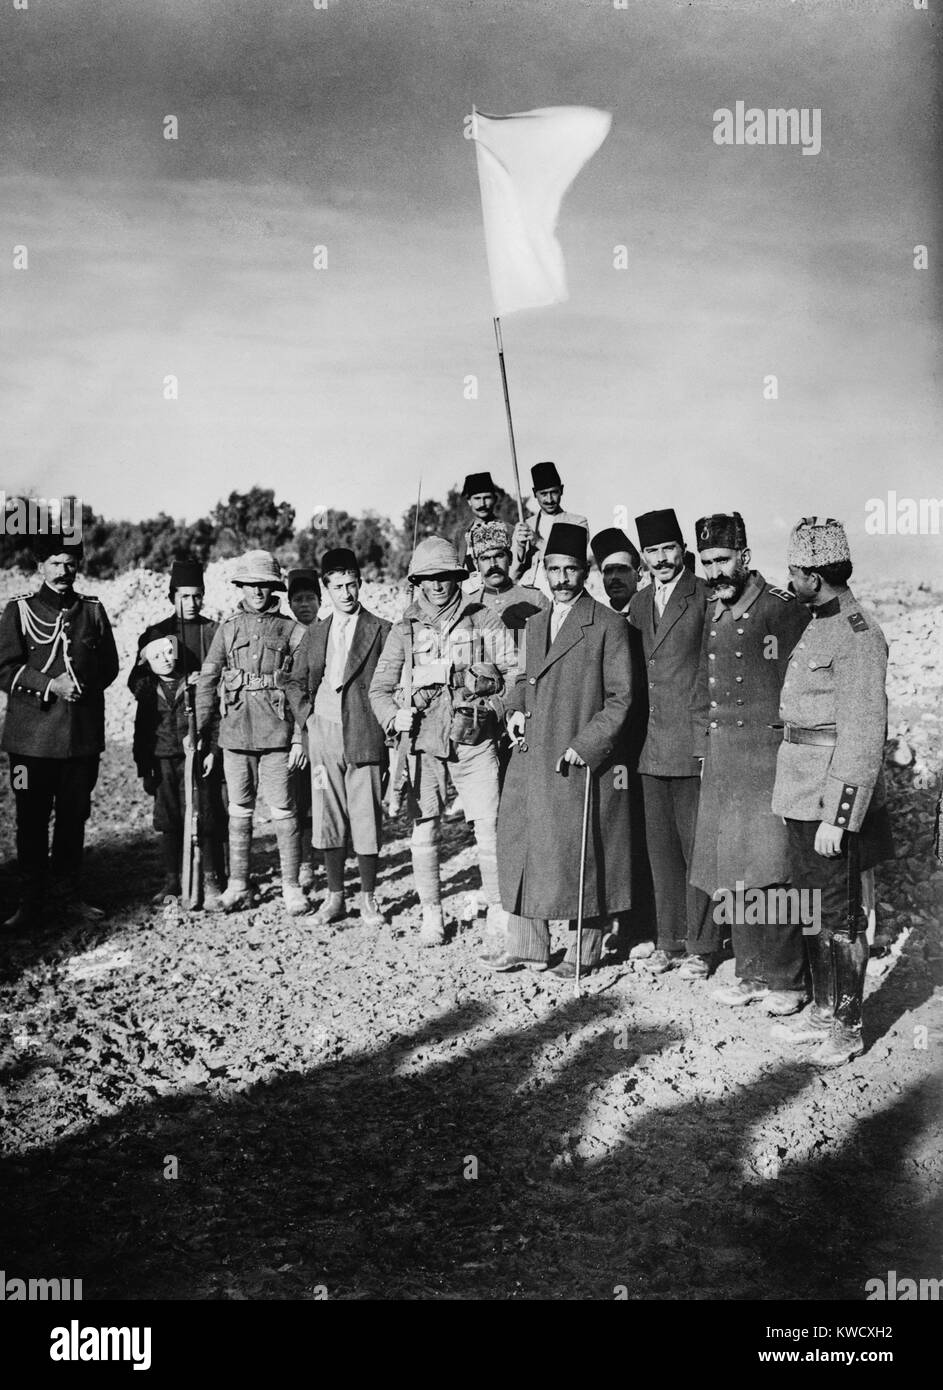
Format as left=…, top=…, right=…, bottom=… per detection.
left=471, top=105, right=612, bottom=317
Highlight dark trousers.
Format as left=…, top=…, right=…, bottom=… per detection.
left=641, top=773, right=715, bottom=955
left=732, top=884, right=806, bottom=991
left=8, top=754, right=100, bottom=895
left=151, top=755, right=224, bottom=836
left=786, top=820, right=870, bottom=1031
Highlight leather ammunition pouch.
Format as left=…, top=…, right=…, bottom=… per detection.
left=450, top=697, right=496, bottom=747
left=464, top=662, right=503, bottom=699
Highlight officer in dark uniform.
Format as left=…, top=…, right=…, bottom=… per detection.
left=770, top=518, right=893, bottom=1067
left=687, top=513, right=811, bottom=1010
left=0, top=531, right=119, bottom=928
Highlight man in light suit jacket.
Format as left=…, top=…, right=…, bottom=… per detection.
left=510, top=461, right=589, bottom=598
left=286, top=548, right=391, bottom=928
left=627, top=509, right=715, bottom=978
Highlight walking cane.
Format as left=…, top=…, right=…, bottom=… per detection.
left=574, top=763, right=592, bottom=998
left=556, top=756, right=593, bottom=998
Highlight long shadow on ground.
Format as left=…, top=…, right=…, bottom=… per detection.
left=2, top=995, right=940, bottom=1301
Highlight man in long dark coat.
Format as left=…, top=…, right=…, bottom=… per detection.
left=688, top=513, right=811, bottom=1012
left=489, top=522, right=634, bottom=978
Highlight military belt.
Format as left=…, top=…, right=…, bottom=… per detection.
left=782, top=723, right=838, bottom=747
left=242, top=673, right=278, bottom=690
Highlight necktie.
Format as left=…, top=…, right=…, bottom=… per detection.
left=331, top=616, right=350, bottom=689
left=551, top=602, right=570, bottom=643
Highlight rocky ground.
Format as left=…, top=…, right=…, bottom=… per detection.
left=0, top=564, right=941, bottom=1300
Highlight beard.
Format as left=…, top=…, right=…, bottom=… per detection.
left=709, top=571, right=747, bottom=602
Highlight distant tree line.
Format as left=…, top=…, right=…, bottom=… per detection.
left=1, top=484, right=522, bottom=582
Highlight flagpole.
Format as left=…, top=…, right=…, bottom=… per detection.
left=412, top=475, right=422, bottom=555
left=492, top=316, right=525, bottom=524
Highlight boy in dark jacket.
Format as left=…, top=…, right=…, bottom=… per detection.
left=133, top=629, right=223, bottom=906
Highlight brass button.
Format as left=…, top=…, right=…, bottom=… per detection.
left=710, top=720, right=718, bottom=729
left=710, top=701, right=717, bottom=708
left=837, top=817, right=847, bottom=825
left=708, top=677, right=715, bottom=684
left=735, top=675, right=743, bottom=683
left=841, top=801, right=850, bottom=809
left=529, top=677, right=536, bottom=685
left=709, top=653, right=716, bottom=661
left=735, top=651, right=742, bottom=658
left=736, top=719, right=744, bottom=727
left=736, top=628, right=744, bottom=635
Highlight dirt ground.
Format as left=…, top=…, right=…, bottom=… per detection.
left=0, top=571, right=941, bottom=1300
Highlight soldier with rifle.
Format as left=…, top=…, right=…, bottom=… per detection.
left=128, top=558, right=227, bottom=906
left=369, top=536, right=515, bottom=948
left=132, top=628, right=222, bottom=908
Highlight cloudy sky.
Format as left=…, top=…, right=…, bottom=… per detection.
left=1, top=0, right=940, bottom=580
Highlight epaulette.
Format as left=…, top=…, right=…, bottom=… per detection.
left=79, top=594, right=100, bottom=603
left=768, top=585, right=793, bottom=601
left=847, top=611, right=869, bottom=634
left=9, top=592, right=33, bottom=602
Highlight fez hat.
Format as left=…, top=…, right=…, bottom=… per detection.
left=231, top=549, right=285, bottom=589
left=635, top=509, right=684, bottom=550
left=287, top=567, right=323, bottom=597
left=462, top=472, right=499, bottom=498
left=319, top=548, right=359, bottom=578
left=531, top=460, right=562, bottom=491
left=544, top=522, right=587, bottom=565
left=787, top=517, right=851, bottom=568
left=33, top=530, right=84, bottom=561
left=591, top=527, right=640, bottom=569
left=169, top=558, right=204, bottom=597
left=471, top=520, right=512, bottom=556
left=408, top=536, right=467, bottom=583
left=695, top=513, right=748, bottom=552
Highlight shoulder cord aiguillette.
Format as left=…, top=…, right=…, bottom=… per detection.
left=17, top=598, right=81, bottom=689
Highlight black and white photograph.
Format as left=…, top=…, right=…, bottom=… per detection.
left=1, top=0, right=941, bottom=1355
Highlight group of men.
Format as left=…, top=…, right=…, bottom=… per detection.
left=0, top=461, right=893, bottom=1069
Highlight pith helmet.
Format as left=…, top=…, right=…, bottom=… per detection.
left=231, top=549, right=285, bottom=589
left=408, top=536, right=467, bottom=583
